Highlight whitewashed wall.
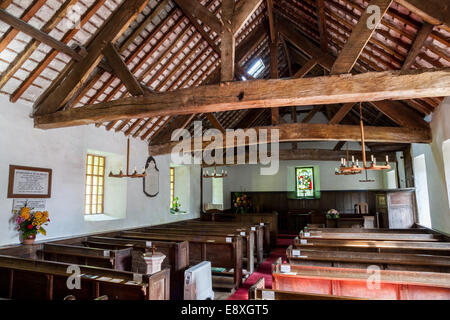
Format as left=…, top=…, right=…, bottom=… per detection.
left=0, top=96, right=200, bottom=246
left=411, top=97, right=450, bottom=234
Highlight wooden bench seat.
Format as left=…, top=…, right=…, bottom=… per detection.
left=119, top=231, right=243, bottom=291
left=293, top=238, right=450, bottom=256
left=300, top=231, right=442, bottom=242
left=271, top=259, right=450, bottom=300
left=248, top=277, right=364, bottom=300
left=304, top=227, right=433, bottom=234
left=137, top=226, right=255, bottom=272
left=0, top=255, right=169, bottom=300
left=286, top=245, right=450, bottom=273
left=82, top=236, right=189, bottom=300
left=166, top=220, right=267, bottom=259
left=38, top=243, right=132, bottom=271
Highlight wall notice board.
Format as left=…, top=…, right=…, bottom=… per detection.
left=7, top=165, right=52, bottom=198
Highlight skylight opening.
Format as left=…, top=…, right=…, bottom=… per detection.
left=247, top=59, right=265, bottom=78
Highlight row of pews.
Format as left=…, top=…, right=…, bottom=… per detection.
left=250, top=226, right=450, bottom=300
left=0, top=217, right=276, bottom=300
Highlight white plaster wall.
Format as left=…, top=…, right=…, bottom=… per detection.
left=411, top=97, right=450, bottom=233
left=0, top=96, right=200, bottom=246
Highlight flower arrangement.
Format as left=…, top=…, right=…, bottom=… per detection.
left=326, top=209, right=340, bottom=219
left=14, top=203, right=50, bottom=244
left=233, top=192, right=253, bottom=214
left=172, top=197, right=181, bottom=212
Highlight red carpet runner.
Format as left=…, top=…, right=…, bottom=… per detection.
left=227, top=236, right=295, bottom=300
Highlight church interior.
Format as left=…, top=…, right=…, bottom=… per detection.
left=0, top=0, right=450, bottom=303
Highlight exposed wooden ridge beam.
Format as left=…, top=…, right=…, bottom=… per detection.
left=395, top=0, right=450, bottom=32
left=33, top=0, right=149, bottom=117
left=34, top=68, right=450, bottom=129
left=329, top=103, right=355, bottom=124
left=203, top=148, right=397, bottom=165
left=401, top=22, right=434, bottom=71
left=173, top=0, right=222, bottom=34
left=102, top=42, right=145, bottom=96
left=147, top=122, right=431, bottom=156
left=232, top=0, right=264, bottom=35
left=206, top=113, right=225, bottom=133
left=331, top=0, right=393, bottom=75
left=0, top=8, right=84, bottom=60
left=221, top=0, right=236, bottom=82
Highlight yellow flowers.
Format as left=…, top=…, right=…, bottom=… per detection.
left=20, top=206, right=31, bottom=220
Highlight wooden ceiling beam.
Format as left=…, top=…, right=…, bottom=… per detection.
left=34, top=68, right=450, bottom=129
left=206, top=113, right=226, bottom=133
left=401, top=22, right=434, bottom=71
left=232, top=0, right=264, bottom=36
left=330, top=0, right=393, bottom=75
left=147, top=122, right=431, bottom=156
left=102, top=42, right=145, bottom=96
left=395, top=0, right=450, bottom=32
left=221, top=0, right=236, bottom=82
left=0, top=0, right=78, bottom=90
left=369, top=100, right=429, bottom=128
left=0, top=0, right=46, bottom=54
left=33, top=0, right=149, bottom=116
left=10, top=0, right=108, bottom=103
left=317, top=0, right=328, bottom=52
left=173, top=0, right=222, bottom=34
left=0, top=8, right=85, bottom=61
left=293, top=58, right=318, bottom=78
left=329, top=103, right=355, bottom=124
left=266, top=0, right=276, bottom=43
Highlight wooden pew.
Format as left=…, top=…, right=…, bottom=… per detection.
left=38, top=243, right=132, bottom=271
left=119, top=231, right=243, bottom=291
left=300, top=231, right=442, bottom=242
left=271, top=259, right=450, bottom=300
left=82, top=236, right=189, bottom=300
left=304, top=227, right=435, bottom=234
left=286, top=245, right=450, bottom=273
left=168, top=220, right=267, bottom=260
left=293, top=238, right=450, bottom=256
left=0, top=255, right=170, bottom=300
left=248, top=277, right=364, bottom=300
left=137, top=225, right=255, bottom=272
left=200, top=212, right=278, bottom=249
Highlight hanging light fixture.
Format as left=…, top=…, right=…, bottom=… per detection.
left=335, top=102, right=391, bottom=176
left=203, top=164, right=227, bottom=179
left=109, top=138, right=146, bottom=178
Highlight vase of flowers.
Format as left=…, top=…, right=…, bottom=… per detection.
left=14, top=203, right=50, bottom=245
left=326, top=209, right=340, bottom=219
left=233, top=192, right=253, bottom=214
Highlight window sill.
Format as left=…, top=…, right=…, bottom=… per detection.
left=84, top=214, right=122, bottom=222
left=169, top=209, right=190, bottom=216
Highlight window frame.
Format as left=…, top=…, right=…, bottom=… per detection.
left=295, top=166, right=315, bottom=198
left=170, top=167, right=175, bottom=207
left=84, top=154, right=106, bottom=215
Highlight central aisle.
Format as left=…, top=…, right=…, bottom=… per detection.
left=227, top=236, right=295, bottom=300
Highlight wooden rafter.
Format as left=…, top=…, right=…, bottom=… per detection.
left=401, top=22, right=434, bottom=71
left=329, top=103, right=355, bottom=124
left=317, top=0, right=328, bottom=52
left=206, top=113, right=226, bottom=133
left=331, top=0, right=393, bottom=75
left=395, top=0, right=450, bottom=32
left=34, top=68, right=450, bottom=129
left=33, top=0, right=150, bottom=116
left=173, top=0, right=222, bottom=34
left=232, top=0, right=264, bottom=35
left=102, top=42, right=145, bottom=96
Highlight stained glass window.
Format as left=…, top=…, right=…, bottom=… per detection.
left=296, top=167, right=314, bottom=198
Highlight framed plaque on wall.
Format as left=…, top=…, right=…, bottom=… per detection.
left=7, top=165, right=52, bottom=198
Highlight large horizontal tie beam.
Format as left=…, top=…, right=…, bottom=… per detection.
left=33, top=68, right=450, bottom=129
left=147, top=122, right=431, bottom=156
